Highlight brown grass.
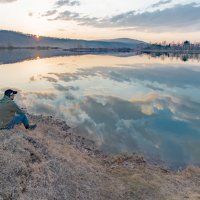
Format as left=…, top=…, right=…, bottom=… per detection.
left=0, top=115, right=199, bottom=200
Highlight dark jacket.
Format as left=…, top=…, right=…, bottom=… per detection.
left=0, top=95, right=24, bottom=129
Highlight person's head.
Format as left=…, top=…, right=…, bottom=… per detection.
left=4, top=89, right=17, bottom=100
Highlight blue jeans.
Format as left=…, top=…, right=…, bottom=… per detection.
left=7, top=113, right=29, bottom=129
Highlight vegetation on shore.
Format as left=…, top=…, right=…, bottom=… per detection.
left=143, top=40, right=200, bottom=54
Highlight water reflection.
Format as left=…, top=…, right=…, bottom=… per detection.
left=0, top=49, right=137, bottom=64
left=0, top=54, right=200, bottom=169
left=1, top=48, right=200, bottom=65
left=0, top=49, right=89, bottom=64
left=40, top=65, right=200, bottom=89
left=144, top=52, right=200, bottom=62
left=72, top=94, right=200, bottom=169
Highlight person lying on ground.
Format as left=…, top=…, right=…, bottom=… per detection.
left=0, top=89, right=37, bottom=130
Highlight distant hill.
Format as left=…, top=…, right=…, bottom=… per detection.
left=99, top=38, right=147, bottom=45
left=0, top=30, right=147, bottom=49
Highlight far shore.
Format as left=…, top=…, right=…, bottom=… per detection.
left=1, top=46, right=200, bottom=54
left=142, top=49, right=200, bottom=54
left=0, top=46, right=137, bottom=53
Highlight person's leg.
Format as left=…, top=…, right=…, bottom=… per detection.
left=7, top=113, right=29, bottom=129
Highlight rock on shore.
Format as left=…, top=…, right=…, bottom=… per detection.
left=0, top=115, right=200, bottom=200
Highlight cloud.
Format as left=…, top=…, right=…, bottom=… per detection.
left=44, top=64, right=200, bottom=89
left=103, top=3, right=200, bottom=32
left=151, top=0, right=172, bottom=8
left=48, top=72, right=80, bottom=82
left=55, top=0, right=80, bottom=7
left=42, top=10, right=57, bottom=17
left=123, top=66, right=200, bottom=88
left=42, top=76, right=58, bottom=83
left=54, top=10, right=80, bottom=20
left=54, top=83, right=79, bottom=91
left=29, top=92, right=57, bottom=100
left=65, top=92, right=76, bottom=100
left=51, top=10, right=98, bottom=24
left=31, top=102, right=56, bottom=115
left=70, top=95, right=148, bottom=153
left=145, top=84, right=164, bottom=91
left=67, top=94, right=200, bottom=167
left=51, top=3, right=200, bottom=32
left=0, top=0, right=17, bottom=3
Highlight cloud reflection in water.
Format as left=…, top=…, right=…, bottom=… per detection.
left=1, top=55, right=200, bottom=169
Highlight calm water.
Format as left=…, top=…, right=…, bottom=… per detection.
left=0, top=53, right=200, bottom=169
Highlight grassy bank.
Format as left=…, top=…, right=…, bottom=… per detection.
left=0, top=114, right=199, bottom=200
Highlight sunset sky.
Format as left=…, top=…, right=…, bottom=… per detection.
left=0, top=0, right=200, bottom=42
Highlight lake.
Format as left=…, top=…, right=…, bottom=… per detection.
left=0, top=52, right=200, bottom=170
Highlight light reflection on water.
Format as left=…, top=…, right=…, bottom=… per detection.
left=0, top=53, right=200, bottom=169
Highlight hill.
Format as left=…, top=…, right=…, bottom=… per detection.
left=0, top=30, right=147, bottom=49
left=99, top=38, right=147, bottom=45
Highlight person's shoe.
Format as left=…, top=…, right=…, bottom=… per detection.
left=25, top=124, right=37, bottom=130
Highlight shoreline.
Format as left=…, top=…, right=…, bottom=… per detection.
left=142, top=49, right=200, bottom=54
left=1, top=114, right=200, bottom=199
left=0, top=48, right=138, bottom=65
left=29, top=114, right=198, bottom=172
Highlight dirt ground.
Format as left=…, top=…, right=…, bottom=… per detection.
left=0, top=115, right=199, bottom=200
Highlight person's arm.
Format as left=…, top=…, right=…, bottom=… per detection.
left=12, top=101, right=25, bottom=115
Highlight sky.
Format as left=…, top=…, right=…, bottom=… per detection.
left=0, top=0, right=200, bottom=42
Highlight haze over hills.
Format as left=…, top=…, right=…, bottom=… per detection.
left=99, top=38, right=146, bottom=45
left=0, top=30, right=147, bottom=49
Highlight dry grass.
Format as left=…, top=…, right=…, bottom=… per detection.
left=0, top=115, right=199, bottom=200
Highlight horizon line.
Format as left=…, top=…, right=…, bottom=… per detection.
left=1, top=29, right=200, bottom=44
